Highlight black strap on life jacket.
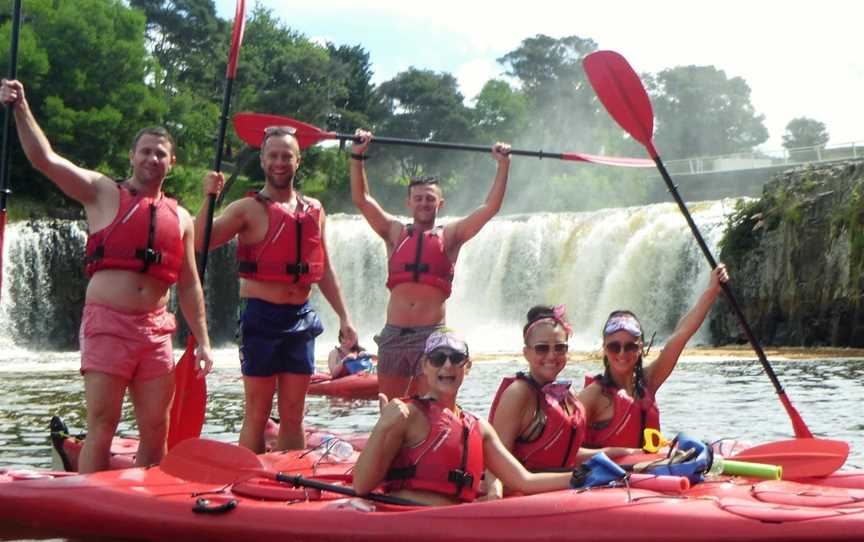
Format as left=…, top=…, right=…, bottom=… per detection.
left=137, top=202, right=161, bottom=272
left=447, top=421, right=474, bottom=498
left=403, top=224, right=429, bottom=281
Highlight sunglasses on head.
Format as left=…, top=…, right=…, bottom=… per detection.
left=427, top=350, right=469, bottom=368
left=264, top=125, right=297, bottom=136
left=605, top=341, right=641, bottom=354
left=530, top=343, right=569, bottom=355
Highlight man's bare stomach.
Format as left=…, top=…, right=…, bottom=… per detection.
left=387, top=283, right=447, bottom=327
left=85, top=270, right=171, bottom=312
left=240, top=279, right=312, bottom=305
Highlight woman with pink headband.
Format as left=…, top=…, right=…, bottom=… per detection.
left=484, top=305, right=639, bottom=498
left=579, top=265, right=729, bottom=449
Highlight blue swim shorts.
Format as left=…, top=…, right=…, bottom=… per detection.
left=239, top=299, right=324, bottom=377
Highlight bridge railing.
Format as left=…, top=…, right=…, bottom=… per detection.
left=662, top=141, right=862, bottom=175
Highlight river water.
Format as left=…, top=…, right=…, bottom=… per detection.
left=1, top=347, right=861, bottom=470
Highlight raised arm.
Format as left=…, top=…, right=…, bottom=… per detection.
left=314, top=206, right=358, bottom=348
left=175, top=207, right=214, bottom=376
left=646, top=264, right=729, bottom=390
left=350, top=130, right=401, bottom=242
left=448, top=143, right=510, bottom=246
left=0, top=79, right=106, bottom=205
left=195, top=171, right=247, bottom=251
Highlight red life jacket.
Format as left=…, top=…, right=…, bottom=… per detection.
left=84, top=184, right=184, bottom=284
left=385, top=397, right=484, bottom=502
left=236, top=192, right=325, bottom=285
left=583, top=374, right=660, bottom=448
left=386, top=225, right=454, bottom=297
left=488, top=373, right=586, bottom=470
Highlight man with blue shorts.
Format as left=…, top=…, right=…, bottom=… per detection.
left=197, top=126, right=357, bottom=452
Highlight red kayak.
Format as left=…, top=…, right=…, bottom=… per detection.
left=3, top=437, right=863, bottom=542
left=50, top=416, right=368, bottom=472
left=308, top=371, right=378, bottom=400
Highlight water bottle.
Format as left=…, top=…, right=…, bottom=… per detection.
left=319, top=435, right=355, bottom=462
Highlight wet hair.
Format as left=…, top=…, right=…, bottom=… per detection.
left=522, top=305, right=567, bottom=343
left=261, top=126, right=299, bottom=153
left=599, top=309, right=647, bottom=398
left=407, top=174, right=441, bottom=195
left=131, top=126, right=175, bottom=156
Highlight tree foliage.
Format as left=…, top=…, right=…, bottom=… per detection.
left=782, top=117, right=829, bottom=149
left=0, top=1, right=797, bottom=217
left=646, top=65, right=768, bottom=159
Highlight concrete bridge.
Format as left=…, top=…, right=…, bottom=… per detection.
left=644, top=141, right=864, bottom=202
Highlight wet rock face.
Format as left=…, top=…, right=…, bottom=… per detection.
left=714, top=160, right=864, bottom=347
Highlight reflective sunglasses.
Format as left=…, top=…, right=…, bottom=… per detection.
left=605, top=341, right=641, bottom=354
left=531, top=343, right=569, bottom=355
left=427, top=350, right=469, bottom=368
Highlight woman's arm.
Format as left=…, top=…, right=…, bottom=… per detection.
left=353, top=396, right=412, bottom=496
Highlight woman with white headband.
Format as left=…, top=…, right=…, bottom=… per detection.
left=483, top=305, right=642, bottom=499
left=579, top=265, right=729, bottom=449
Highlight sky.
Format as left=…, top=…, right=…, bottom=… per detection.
left=215, top=0, right=864, bottom=152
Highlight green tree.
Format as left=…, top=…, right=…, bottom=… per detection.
left=326, top=43, right=385, bottom=132
left=473, top=79, right=528, bottom=143
left=375, top=68, right=477, bottom=183
left=782, top=117, right=829, bottom=149
left=0, top=0, right=165, bottom=204
left=498, top=35, right=600, bottom=151
left=646, top=65, right=768, bottom=159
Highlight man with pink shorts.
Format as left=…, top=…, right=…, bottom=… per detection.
left=1, top=79, right=214, bottom=473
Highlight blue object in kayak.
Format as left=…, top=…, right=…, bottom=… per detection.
left=570, top=452, right=627, bottom=489
left=342, top=353, right=374, bottom=375
left=644, top=433, right=711, bottom=484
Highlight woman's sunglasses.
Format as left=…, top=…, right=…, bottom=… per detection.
left=604, top=341, right=641, bottom=354
left=427, top=350, right=469, bottom=368
left=530, top=343, right=569, bottom=355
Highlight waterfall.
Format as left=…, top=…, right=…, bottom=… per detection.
left=0, top=200, right=738, bottom=355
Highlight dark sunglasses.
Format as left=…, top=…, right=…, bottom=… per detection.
left=605, top=341, right=641, bottom=354
left=530, top=343, right=569, bottom=355
left=427, top=350, right=469, bottom=368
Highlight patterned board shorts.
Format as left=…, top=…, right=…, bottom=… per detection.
left=374, top=323, right=446, bottom=378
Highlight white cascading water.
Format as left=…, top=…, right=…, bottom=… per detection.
left=0, top=199, right=739, bottom=355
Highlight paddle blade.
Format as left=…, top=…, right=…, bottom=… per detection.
left=233, top=112, right=335, bottom=149
left=733, top=439, right=849, bottom=479
left=167, top=335, right=207, bottom=450
left=583, top=50, right=658, bottom=158
left=225, top=0, right=246, bottom=78
left=779, top=391, right=814, bottom=439
left=162, top=438, right=264, bottom=484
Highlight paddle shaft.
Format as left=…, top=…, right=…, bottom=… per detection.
left=331, top=131, right=589, bottom=161
left=0, top=0, right=22, bottom=212
left=275, top=472, right=423, bottom=507
left=652, top=157, right=812, bottom=437
left=197, top=77, right=234, bottom=281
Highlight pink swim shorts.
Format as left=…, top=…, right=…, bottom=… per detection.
left=79, top=303, right=177, bottom=381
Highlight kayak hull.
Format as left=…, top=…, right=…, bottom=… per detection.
left=308, top=371, right=379, bottom=400
left=2, top=456, right=863, bottom=541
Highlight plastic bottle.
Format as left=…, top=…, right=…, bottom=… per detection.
left=318, top=435, right=355, bottom=462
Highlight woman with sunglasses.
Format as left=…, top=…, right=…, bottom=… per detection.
left=579, top=265, right=730, bottom=449
left=483, top=306, right=639, bottom=499
left=353, top=330, right=576, bottom=506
